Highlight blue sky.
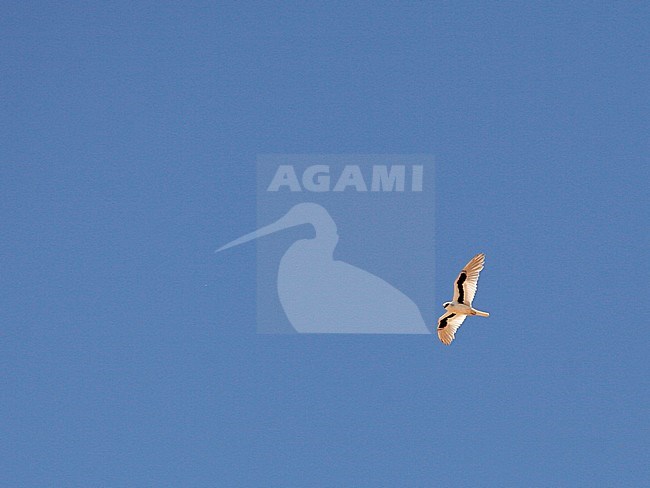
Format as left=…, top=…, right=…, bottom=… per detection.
left=2, top=2, right=648, bottom=486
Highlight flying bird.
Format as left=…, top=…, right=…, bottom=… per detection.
left=437, top=253, right=490, bottom=345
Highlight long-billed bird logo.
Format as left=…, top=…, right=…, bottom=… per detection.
left=217, top=202, right=429, bottom=334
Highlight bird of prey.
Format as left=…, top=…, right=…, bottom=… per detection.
left=437, top=253, right=490, bottom=345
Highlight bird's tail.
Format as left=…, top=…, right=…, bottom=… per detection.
left=473, top=309, right=490, bottom=317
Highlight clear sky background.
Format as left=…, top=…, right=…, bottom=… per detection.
left=2, top=2, right=648, bottom=486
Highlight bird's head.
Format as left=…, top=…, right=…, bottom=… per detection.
left=442, top=302, right=452, bottom=309
left=216, top=203, right=338, bottom=254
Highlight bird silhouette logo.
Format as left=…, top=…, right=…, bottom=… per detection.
left=217, top=203, right=429, bottom=334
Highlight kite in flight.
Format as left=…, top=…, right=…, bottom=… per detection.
left=437, top=253, right=490, bottom=345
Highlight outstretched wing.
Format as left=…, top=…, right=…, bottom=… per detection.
left=452, top=253, right=485, bottom=306
left=437, top=311, right=467, bottom=345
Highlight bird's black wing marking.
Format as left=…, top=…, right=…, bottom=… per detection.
left=438, top=313, right=456, bottom=329
left=456, top=272, right=466, bottom=304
